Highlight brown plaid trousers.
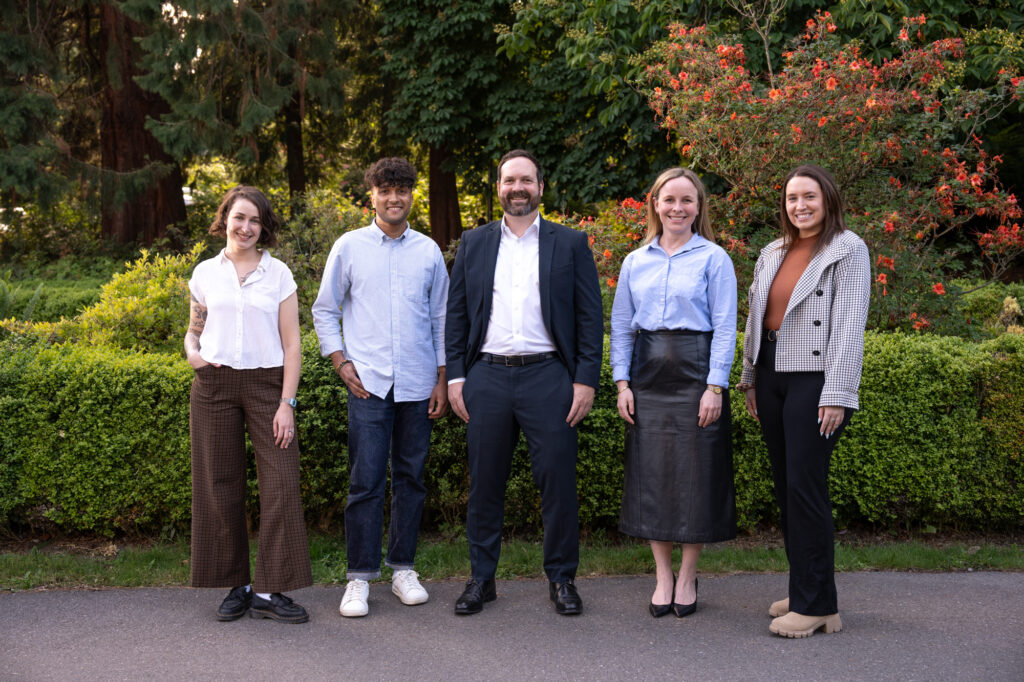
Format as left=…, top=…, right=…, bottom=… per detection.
left=189, top=365, right=312, bottom=593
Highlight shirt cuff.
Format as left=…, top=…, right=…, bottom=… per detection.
left=706, top=368, right=731, bottom=388
left=447, top=377, right=466, bottom=386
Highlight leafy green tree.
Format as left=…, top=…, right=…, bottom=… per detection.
left=375, top=0, right=520, bottom=248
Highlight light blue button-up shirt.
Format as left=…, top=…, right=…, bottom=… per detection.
left=610, top=233, right=737, bottom=386
left=312, top=222, right=449, bottom=402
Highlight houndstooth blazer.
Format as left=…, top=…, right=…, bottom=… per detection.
left=738, top=229, right=870, bottom=409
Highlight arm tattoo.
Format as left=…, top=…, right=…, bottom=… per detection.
left=188, top=295, right=208, bottom=335
left=185, top=295, right=207, bottom=356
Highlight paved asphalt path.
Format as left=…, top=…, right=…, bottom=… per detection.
left=2, top=572, right=1021, bottom=681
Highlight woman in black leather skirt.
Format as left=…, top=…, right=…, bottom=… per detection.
left=610, top=168, right=738, bottom=617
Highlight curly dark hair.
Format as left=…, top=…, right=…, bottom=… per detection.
left=208, top=186, right=280, bottom=248
left=364, top=157, right=417, bottom=190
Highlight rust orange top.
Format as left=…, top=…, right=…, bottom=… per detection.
left=763, top=234, right=819, bottom=331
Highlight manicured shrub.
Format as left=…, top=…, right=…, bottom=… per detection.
left=1, top=331, right=1021, bottom=536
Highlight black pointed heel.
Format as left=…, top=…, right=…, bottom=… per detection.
left=672, top=577, right=698, bottom=618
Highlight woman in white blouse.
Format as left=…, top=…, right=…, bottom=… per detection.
left=184, top=186, right=311, bottom=624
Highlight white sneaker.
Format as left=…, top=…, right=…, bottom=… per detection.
left=391, top=569, right=429, bottom=605
left=339, top=579, right=369, bottom=617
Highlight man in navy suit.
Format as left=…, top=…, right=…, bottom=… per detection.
left=446, top=149, right=603, bottom=616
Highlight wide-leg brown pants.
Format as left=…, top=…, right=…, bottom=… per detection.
left=189, top=365, right=311, bottom=593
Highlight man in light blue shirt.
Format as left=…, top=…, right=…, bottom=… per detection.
left=312, top=157, right=449, bottom=618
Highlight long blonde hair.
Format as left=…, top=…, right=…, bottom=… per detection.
left=644, top=167, right=714, bottom=245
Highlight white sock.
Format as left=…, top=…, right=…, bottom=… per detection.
left=256, top=592, right=272, bottom=600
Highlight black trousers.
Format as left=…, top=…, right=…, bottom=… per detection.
left=755, top=336, right=851, bottom=616
left=463, top=357, right=578, bottom=583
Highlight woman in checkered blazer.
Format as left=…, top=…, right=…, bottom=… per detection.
left=185, top=186, right=312, bottom=624
left=736, top=165, right=870, bottom=639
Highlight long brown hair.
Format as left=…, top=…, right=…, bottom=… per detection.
left=779, top=164, right=846, bottom=254
left=208, top=185, right=280, bottom=248
left=644, top=167, right=714, bottom=245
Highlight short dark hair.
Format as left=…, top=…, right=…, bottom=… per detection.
left=497, top=149, right=543, bottom=185
left=208, top=185, right=279, bottom=247
left=364, top=157, right=417, bottom=190
left=779, top=164, right=846, bottom=255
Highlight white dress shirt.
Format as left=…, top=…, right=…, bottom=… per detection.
left=188, top=249, right=296, bottom=369
left=481, top=216, right=557, bottom=355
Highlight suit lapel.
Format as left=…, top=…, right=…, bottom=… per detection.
left=538, top=218, right=555, bottom=332
left=480, top=223, right=501, bottom=322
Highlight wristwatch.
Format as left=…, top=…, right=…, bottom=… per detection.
left=706, top=385, right=723, bottom=394
left=280, top=397, right=297, bottom=408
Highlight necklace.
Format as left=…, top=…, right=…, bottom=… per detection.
left=239, top=268, right=258, bottom=284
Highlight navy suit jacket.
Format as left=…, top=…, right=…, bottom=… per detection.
left=445, top=217, right=604, bottom=388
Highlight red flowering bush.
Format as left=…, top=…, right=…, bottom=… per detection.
left=637, top=12, right=1024, bottom=333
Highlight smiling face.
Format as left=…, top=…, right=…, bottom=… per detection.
left=225, top=198, right=262, bottom=253
left=371, top=184, right=413, bottom=229
left=654, top=175, right=700, bottom=238
left=785, top=175, right=826, bottom=237
left=497, top=156, right=543, bottom=218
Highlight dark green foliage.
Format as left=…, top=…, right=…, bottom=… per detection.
left=1, top=330, right=1022, bottom=536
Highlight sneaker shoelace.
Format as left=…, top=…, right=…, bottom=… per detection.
left=344, top=580, right=369, bottom=601
left=394, top=571, right=421, bottom=591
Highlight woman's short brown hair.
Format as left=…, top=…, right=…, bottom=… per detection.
left=208, top=185, right=280, bottom=248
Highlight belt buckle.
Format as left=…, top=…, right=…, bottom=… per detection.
left=504, top=355, right=516, bottom=367
left=767, top=330, right=778, bottom=341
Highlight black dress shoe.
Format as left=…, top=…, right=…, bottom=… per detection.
left=672, top=578, right=698, bottom=618
left=454, top=579, right=496, bottom=615
left=217, top=586, right=252, bottom=621
left=549, top=580, right=583, bottom=615
left=249, top=592, right=309, bottom=624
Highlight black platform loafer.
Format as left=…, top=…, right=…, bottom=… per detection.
left=549, top=580, right=583, bottom=615
left=249, top=592, right=309, bottom=624
left=454, top=579, right=496, bottom=615
left=217, top=586, right=252, bottom=622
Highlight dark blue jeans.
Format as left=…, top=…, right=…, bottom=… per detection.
left=345, top=388, right=432, bottom=580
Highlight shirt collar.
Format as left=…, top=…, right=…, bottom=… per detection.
left=217, top=248, right=271, bottom=269
left=500, top=213, right=541, bottom=239
left=649, top=232, right=708, bottom=255
left=371, top=220, right=410, bottom=243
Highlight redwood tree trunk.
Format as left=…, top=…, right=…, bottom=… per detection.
left=99, top=3, right=185, bottom=245
left=429, top=145, right=462, bottom=251
left=282, top=93, right=306, bottom=199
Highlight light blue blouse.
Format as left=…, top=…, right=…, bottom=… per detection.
left=610, top=233, right=738, bottom=386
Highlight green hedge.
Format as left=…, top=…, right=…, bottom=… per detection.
left=1, top=283, right=102, bottom=322
left=1, top=331, right=1021, bottom=536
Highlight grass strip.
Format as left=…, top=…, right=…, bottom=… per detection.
left=2, top=537, right=1021, bottom=591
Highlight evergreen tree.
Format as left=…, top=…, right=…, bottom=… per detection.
left=129, top=0, right=360, bottom=200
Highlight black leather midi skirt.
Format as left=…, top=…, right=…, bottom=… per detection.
left=618, top=330, right=737, bottom=543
